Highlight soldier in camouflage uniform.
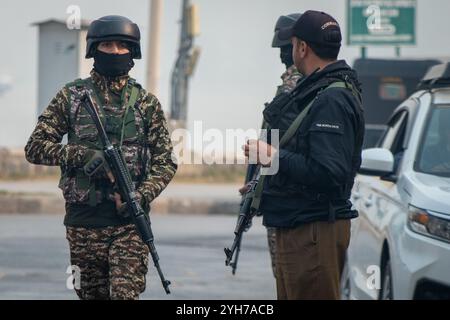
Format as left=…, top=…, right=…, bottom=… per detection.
left=24, top=15, right=177, bottom=300
left=239, top=14, right=302, bottom=278
left=273, top=15, right=303, bottom=97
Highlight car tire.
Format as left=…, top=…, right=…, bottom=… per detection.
left=379, top=259, right=393, bottom=300
left=340, top=257, right=351, bottom=300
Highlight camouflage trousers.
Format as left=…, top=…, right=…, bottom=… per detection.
left=267, top=227, right=277, bottom=277
left=66, top=224, right=149, bottom=300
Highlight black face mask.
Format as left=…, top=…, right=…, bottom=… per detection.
left=93, top=51, right=134, bottom=77
left=280, top=45, right=294, bottom=68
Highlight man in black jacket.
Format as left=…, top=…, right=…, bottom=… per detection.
left=243, top=10, right=364, bottom=299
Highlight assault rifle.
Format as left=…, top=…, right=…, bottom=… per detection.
left=224, top=168, right=260, bottom=275
left=81, top=93, right=171, bottom=294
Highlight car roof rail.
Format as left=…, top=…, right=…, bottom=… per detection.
left=417, top=62, right=450, bottom=90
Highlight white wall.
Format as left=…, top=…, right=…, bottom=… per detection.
left=78, top=29, right=93, bottom=79
left=37, top=22, right=79, bottom=117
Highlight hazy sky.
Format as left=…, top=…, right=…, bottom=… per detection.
left=1, top=0, right=450, bottom=148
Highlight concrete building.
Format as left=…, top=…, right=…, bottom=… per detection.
left=33, top=19, right=91, bottom=118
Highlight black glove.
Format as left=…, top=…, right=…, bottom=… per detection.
left=83, top=149, right=107, bottom=177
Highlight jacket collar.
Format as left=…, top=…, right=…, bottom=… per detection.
left=292, top=60, right=359, bottom=98
left=306, top=60, right=352, bottom=84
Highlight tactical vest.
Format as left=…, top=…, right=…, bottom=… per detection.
left=59, top=77, right=151, bottom=206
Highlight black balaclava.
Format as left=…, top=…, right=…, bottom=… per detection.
left=280, top=44, right=294, bottom=68
left=93, top=50, right=135, bottom=77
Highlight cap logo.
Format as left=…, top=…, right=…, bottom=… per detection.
left=321, top=21, right=339, bottom=30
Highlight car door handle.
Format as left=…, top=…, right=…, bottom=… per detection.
left=364, top=197, right=373, bottom=208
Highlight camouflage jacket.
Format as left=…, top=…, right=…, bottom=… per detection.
left=276, top=64, right=302, bottom=96
left=25, top=70, right=177, bottom=208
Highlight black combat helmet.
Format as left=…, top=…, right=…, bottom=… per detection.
left=272, top=13, right=302, bottom=48
left=86, top=15, right=141, bottom=59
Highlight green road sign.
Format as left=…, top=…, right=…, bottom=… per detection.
left=347, top=0, right=416, bottom=46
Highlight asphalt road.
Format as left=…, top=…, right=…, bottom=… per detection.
left=0, top=214, right=276, bottom=300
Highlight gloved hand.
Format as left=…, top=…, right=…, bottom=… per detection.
left=83, top=149, right=108, bottom=177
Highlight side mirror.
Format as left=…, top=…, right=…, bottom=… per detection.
left=358, top=148, right=394, bottom=177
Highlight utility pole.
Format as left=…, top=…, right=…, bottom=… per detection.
left=170, top=0, right=200, bottom=129
left=146, top=0, right=163, bottom=96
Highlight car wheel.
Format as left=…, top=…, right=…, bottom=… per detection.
left=379, top=259, right=393, bottom=300
left=340, top=258, right=351, bottom=300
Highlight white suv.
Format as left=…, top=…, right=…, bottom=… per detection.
left=342, top=63, right=450, bottom=300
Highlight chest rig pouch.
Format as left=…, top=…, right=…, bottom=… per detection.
left=60, top=77, right=150, bottom=207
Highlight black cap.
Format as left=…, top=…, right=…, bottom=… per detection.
left=278, top=10, right=341, bottom=49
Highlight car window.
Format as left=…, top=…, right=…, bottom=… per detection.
left=379, top=111, right=408, bottom=174
left=363, top=125, right=386, bottom=149
left=380, top=111, right=407, bottom=152
left=415, top=105, right=450, bottom=177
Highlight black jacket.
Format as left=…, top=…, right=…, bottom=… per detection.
left=261, top=60, right=365, bottom=228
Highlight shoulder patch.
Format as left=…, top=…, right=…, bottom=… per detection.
left=309, top=121, right=343, bottom=134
